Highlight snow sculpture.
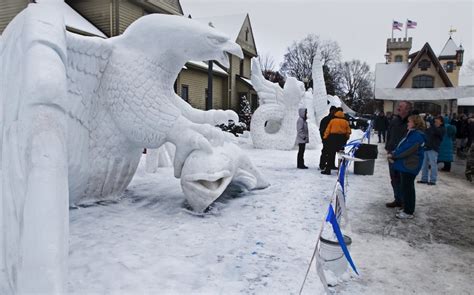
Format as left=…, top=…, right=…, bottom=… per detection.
left=250, top=59, right=305, bottom=150
left=181, top=142, right=269, bottom=212
left=0, top=2, right=257, bottom=293
left=145, top=143, right=176, bottom=173
left=250, top=59, right=320, bottom=150
left=312, top=56, right=342, bottom=126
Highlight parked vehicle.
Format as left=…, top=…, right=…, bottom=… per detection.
left=346, top=113, right=370, bottom=131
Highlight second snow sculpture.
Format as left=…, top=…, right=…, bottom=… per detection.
left=0, top=3, right=266, bottom=293
left=312, top=56, right=343, bottom=125
left=250, top=59, right=319, bottom=150
left=250, top=59, right=305, bottom=150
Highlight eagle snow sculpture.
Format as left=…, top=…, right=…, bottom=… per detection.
left=0, top=2, right=247, bottom=293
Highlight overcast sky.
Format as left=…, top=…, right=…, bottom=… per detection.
left=180, top=0, right=473, bottom=74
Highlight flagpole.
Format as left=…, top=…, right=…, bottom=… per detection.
left=391, top=20, right=394, bottom=40
left=405, top=19, right=408, bottom=39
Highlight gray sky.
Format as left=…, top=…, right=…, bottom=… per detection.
left=180, top=0, right=473, bottom=73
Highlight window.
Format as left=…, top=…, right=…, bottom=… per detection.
left=412, top=75, right=434, bottom=88
left=445, top=61, right=454, bottom=73
left=181, top=85, right=189, bottom=101
left=418, top=59, right=431, bottom=71
left=395, top=55, right=403, bottom=62
left=240, top=59, right=244, bottom=76
left=245, top=28, right=249, bottom=41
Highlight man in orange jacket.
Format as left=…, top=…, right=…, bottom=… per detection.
left=321, top=107, right=351, bottom=175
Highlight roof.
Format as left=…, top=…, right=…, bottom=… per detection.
left=457, top=97, right=474, bottom=106
left=185, top=61, right=228, bottom=76
left=396, top=42, right=453, bottom=88
left=61, top=2, right=107, bottom=38
left=374, top=63, right=409, bottom=89
left=193, top=14, right=247, bottom=41
left=375, top=85, right=474, bottom=101
left=439, top=37, right=460, bottom=57
left=237, top=75, right=252, bottom=87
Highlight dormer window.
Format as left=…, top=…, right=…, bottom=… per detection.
left=445, top=61, right=454, bottom=73
left=395, top=55, right=403, bottom=62
left=418, top=59, right=431, bottom=71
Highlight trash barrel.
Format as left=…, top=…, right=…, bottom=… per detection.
left=319, top=235, right=352, bottom=277
left=354, top=144, right=378, bottom=175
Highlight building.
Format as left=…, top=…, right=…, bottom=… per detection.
left=185, top=14, right=258, bottom=112
left=375, top=36, right=473, bottom=115
left=0, top=1, right=258, bottom=115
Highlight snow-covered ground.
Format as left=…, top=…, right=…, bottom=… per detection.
left=3, top=133, right=472, bottom=294
left=64, top=133, right=474, bottom=294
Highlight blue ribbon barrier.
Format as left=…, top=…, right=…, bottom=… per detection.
left=326, top=204, right=359, bottom=275
left=338, top=159, right=347, bottom=195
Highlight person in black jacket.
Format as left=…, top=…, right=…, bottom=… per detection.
left=385, top=101, right=412, bottom=208
left=418, top=116, right=445, bottom=185
left=318, top=106, right=337, bottom=170
left=374, top=111, right=389, bottom=143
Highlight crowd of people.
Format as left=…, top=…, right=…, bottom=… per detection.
left=378, top=102, right=474, bottom=219
left=296, top=101, right=474, bottom=220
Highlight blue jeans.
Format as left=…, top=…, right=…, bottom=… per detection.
left=421, top=150, right=438, bottom=183
left=388, top=162, right=402, bottom=203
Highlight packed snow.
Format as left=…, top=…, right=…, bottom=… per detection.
left=7, top=132, right=464, bottom=294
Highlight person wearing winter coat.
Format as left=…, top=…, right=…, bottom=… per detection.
left=374, top=111, right=390, bottom=143
left=466, top=144, right=474, bottom=182
left=387, top=114, right=426, bottom=219
left=318, top=106, right=337, bottom=171
left=385, top=101, right=412, bottom=208
left=438, top=117, right=457, bottom=172
left=418, top=116, right=445, bottom=185
left=466, top=116, right=474, bottom=150
left=321, top=108, right=351, bottom=175
left=296, top=108, right=309, bottom=169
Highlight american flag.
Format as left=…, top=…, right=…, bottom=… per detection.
left=407, top=19, right=417, bottom=29
left=392, top=20, right=403, bottom=31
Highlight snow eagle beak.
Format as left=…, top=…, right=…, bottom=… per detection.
left=218, top=40, right=243, bottom=68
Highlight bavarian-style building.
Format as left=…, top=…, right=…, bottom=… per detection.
left=375, top=36, right=471, bottom=115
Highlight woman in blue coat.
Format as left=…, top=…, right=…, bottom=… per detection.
left=438, top=117, right=457, bottom=172
left=388, top=115, right=426, bottom=219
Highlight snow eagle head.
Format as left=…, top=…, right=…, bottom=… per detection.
left=117, top=14, right=243, bottom=68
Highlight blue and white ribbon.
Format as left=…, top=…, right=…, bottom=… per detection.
left=326, top=205, right=359, bottom=275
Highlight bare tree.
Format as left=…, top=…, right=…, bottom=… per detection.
left=335, top=60, right=374, bottom=112
left=462, top=59, right=474, bottom=75
left=336, top=60, right=372, bottom=100
left=257, top=53, right=276, bottom=73
left=280, top=34, right=341, bottom=82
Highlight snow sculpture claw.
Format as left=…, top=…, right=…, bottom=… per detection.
left=0, top=2, right=265, bottom=293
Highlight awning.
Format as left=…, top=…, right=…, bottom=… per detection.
left=237, top=76, right=252, bottom=88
